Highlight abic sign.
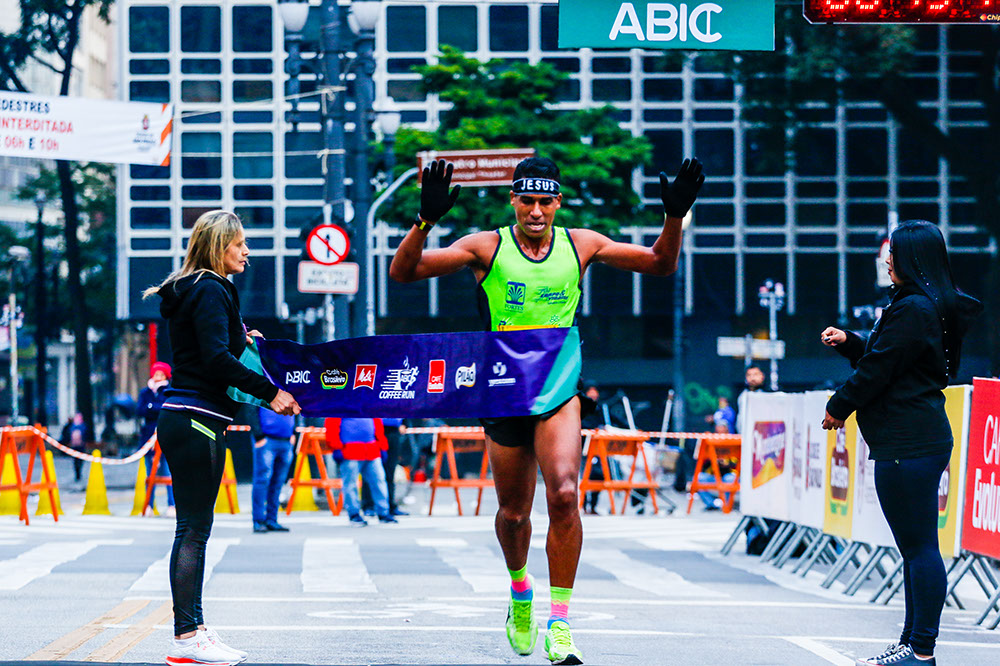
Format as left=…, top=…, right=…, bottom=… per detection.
left=558, top=0, right=775, bottom=51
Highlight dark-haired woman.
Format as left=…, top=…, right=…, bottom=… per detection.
left=821, top=220, right=981, bottom=666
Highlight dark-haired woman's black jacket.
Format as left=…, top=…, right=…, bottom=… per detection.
left=826, top=286, right=952, bottom=461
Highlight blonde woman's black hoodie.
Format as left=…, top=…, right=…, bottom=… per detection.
left=157, top=271, right=278, bottom=421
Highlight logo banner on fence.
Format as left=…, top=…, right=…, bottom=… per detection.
left=0, top=91, right=172, bottom=165
left=739, top=391, right=795, bottom=521
left=254, top=328, right=582, bottom=419
left=939, top=385, right=971, bottom=559
left=961, top=377, right=1000, bottom=559
left=851, top=431, right=895, bottom=548
left=823, top=416, right=856, bottom=539
left=789, top=392, right=830, bottom=530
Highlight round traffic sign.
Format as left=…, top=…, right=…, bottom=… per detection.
left=306, top=224, right=350, bottom=265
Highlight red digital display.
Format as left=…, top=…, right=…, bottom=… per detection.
left=805, top=0, right=1000, bottom=23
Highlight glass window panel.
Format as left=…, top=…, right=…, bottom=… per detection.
left=386, top=6, right=426, bottom=52
left=286, top=185, right=322, bottom=199
left=181, top=80, right=221, bottom=103
left=234, top=185, right=274, bottom=200
left=181, top=58, right=222, bottom=74
left=387, top=58, right=426, bottom=74
left=183, top=207, right=216, bottom=228
left=643, top=78, right=681, bottom=102
left=233, top=59, right=273, bottom=74
left=645, top=130, right=682, bottom=177
left=693, top=203, right=734, bottom=227
left=234, top=111, right=273, bottom=123
left=489, top=5, right=529, bottom=52
left=131, top=185, right=171, bottom=201
left=847, top=129, right=887, bottom=176
left=182, top=157, right=221, bottom=179
left=130, top=257, right=173, bottom=318
left=130, top=59, right=169, bottom=75
left=746, top=203, right=784, bottom=226
left=898, top=128, right=939, bottom=176
left=181, top=6, right=221, bottom=53
left=131, top=238, right=171, bottom=251
left=695, top=129, right=734, bottom=176
left=438, top=6, right=477, bottom=52
left=181, top=185, right=222, bottom=199
left=182, top=111, right=222, bottom=124
left=695, top=108, right=732, bottom=122
left=129, top=7, right=169, bottom=53
left=691, top=254, right=736, bottom=317
left=643, top=56, right=683, bottom=73
left=592, top=79, right=630, bottom=102
left=234, top=132, right=274, bottom=179
left=285, top=206, right=321, bottom=230
left=285, top=153, right=320, bottom=179
left=400, top=110, right=427, bottom=123
left=130, top=164, right=170, bottom=180
left=744, top=129, right=784, bottom=177
left=848, top=202, right=888, bottom=226
left=555, top=79, right=580, bottom=102
left=592, top=57, right=630, bottom=74
left=130, top=207, right=171, bottom=229
left=387, top=80, right=425, bottom=102
left=795, top=128, right=836, bottom=177
left=233, top=6, right=272, bottom=53
left=129, top=81, right=170, bottom=103
left=234, top=206, right=274, bottom=228
left=181, top=132, right=221, bottom=153
left=540, top=5, right=560, bottom=52
left=233, top=80, right=273, bottom=103
left=694, top=78, right=733, bottom=101
left=181, top=133, right=222, bottom=179
left=542, top=57, right=579, bottom=73
left=232, top=256, right=275, bottom=316
left=643, top=108, right=683, bottom=122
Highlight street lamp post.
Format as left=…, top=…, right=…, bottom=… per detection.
left=33, top=192, right=48, bottom=426
left=279, top=0, right=388, bottom=342
left=758, top=279, right=786, bottom=391
left=5, top=245, right=30, bottom=423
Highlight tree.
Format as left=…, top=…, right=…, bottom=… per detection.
left=719, top=7, right=1000, bottom=372
left=379, top=46, right=657, bottom=237
left=0, top=1, right=115, bottom=434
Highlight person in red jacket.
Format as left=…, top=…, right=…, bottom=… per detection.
left=325, top=417, right=396, bottom=526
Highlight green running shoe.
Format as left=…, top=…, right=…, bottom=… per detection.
left=545, top=620, right=583, bottom=665
left=505, top=575, right=538, bottom=656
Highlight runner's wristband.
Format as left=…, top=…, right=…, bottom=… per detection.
left=415, top=214, right=434, bottom=232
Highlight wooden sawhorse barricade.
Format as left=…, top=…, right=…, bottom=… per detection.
left=428, top=428, right=493, bottom=516
left=685, top=435, right=741, bottom=514
left=578, top=430, right=660, bottom=515
left=0, top=426, right=58, bottom=524
left=286, top=427, right=344, bottom=516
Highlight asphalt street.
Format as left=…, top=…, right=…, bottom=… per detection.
left=1, top=461, right=999, bottom=665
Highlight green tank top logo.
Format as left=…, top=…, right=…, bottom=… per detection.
left=479, top=226, right=582, bottom=331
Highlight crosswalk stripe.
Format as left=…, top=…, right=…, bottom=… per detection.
left=302, top=538, right=376, bottom=594
left=581, top=547, right=728, bottom=598
left=129, top=537, right=239, bottom=592
left=0, top=539, right=131, bottom=590
left=417, top=537, right=508, bottom=594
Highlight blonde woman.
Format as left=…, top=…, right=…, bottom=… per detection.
left=143, top=210, right=299, bottom=665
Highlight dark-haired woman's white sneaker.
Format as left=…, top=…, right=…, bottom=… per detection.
left=857, top=643, right=905, bottom=665
left=859, top=645, right=935, bottom=666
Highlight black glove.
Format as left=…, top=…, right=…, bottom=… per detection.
left=419, top=159, right=462, bottom=223
left=659, top=158, right=705, bottom=219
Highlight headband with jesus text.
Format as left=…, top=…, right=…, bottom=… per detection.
left=511, top=177, right=561, bottom=196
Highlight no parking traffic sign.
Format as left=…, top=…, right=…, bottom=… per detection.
left=306, top=224, right=350, bottom=265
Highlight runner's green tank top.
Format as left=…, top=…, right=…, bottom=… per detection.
left=478, top=225, right=582, bottom=331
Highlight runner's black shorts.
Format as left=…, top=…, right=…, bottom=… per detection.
left=479, top=390, right=597, bottom=448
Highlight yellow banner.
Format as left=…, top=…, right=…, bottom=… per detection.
left=938, top=385, right=971, bottom=559
left=823, top=416, right=857, bottom=539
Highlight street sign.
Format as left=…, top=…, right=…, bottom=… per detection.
left=306, top=224, right=350, bottom=266
left=417, top=148, right=535, bottom=187
left=717, top=336, right=785, bottom=360
left=557, top=0, right=775, bottom=51
left=297, top=261, right=359, bottom=294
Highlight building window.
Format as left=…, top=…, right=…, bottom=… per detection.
left=438, top=6, right=477, bottom=52
left=181, top=80, right=222, bottom=103
left=233, top=6, right=272, bottom=53
left=130, top=207, right=171, bottom=229
left=182, top=58, right=222, bottom=74
left=234, top=132, right=274, bottom=179
left=181, top=6, right=222, bottom=53
left=129, top=81, right=170, bottom=103
left=130, top=59, right=169, bottom=75
left=233, top=80, right=273, bottom=103
left=181, top=132, right=222, bottom=179
left=129, top=6, right=169, bottom=54
left=489, top=6, right=529, bottom=52
left=540, top=5, right=560, bottom=52
left=387, top=6, right=426, bottom=52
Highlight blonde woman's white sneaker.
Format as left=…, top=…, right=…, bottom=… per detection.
left=165, top=633, right=239, bottom=666
left=202, top=628, right=247, bottom=663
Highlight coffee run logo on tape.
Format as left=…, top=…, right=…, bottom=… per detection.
left=320, top=369, right=348, bottom=390
left=380, top=357, right=419, bottom=399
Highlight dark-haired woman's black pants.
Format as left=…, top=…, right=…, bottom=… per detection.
left=156, top=409, right=228, bottom=635
left=874, top=452, right=951, bottom=656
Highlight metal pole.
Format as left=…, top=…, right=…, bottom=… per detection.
left=672, top=259, right=685, bottom=431
left=351, top=25, right=375, bottom=340
left=320, top=0, right=346, bottom=341
left=8, top=290, right=18, bottom=422
left=33, top=198, right=47, bottom=425
left=366, top=167, right=419, bottom=336
left=769, top=291, right=779, bottom=391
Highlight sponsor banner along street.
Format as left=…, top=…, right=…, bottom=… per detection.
left=961, top=377, right=1000, bottom=559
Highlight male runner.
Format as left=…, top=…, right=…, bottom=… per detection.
left=390, top=155, right=703, bottom=664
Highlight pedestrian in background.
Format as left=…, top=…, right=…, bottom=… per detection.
left=247, top=405, right=294, bottom=533
left=144, top=209, right=300, bottom=666
left=580, top=383, right=605, bottom=515
left=822, top=220, right=981, bottom=666
left=137, top=361, right=174, bottom=514
left=60, top=412, right=90, bottom=483
left=325, top=416, right=396, bottom=526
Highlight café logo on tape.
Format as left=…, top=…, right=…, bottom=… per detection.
left=320, top=368, right=348, bottom=390
left=427, top=359, right=446, bottom=393
left=380, top=357, right=419, bottom=399
left=353, top=364, right=377, bottom=390
left=455, top=363, right=476, bottom=388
